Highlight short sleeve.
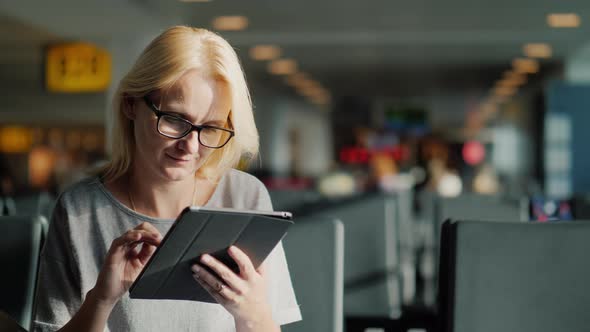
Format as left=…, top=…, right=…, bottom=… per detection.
left=254, top=181, right=302, bottom=326
left=33, top=198, right=82, bottom=332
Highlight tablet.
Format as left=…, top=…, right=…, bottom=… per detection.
left=129, top=206, right=293, bottom=303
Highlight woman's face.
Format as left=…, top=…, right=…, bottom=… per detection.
left=131, top=69, right=232, bottom=183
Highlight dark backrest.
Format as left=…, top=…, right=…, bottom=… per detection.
left=13, top=192, right=55, bottom=220
left=269, top=190, right=322, bottom=212
left=283, top=217, right=344, bottom=332
left=435, top=194, right=527, bottom=249
left=309, top=194, right=402, bottom=318
left=438, top=220, right=590, bottom=332
left=438, top=194, right=527, bottom=225
left=0, top=215, right=48, bottom=330
left=2, top=196, right=17, bottom=217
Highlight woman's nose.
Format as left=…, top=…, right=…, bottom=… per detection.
left=177, top=130, right=201, bottom=154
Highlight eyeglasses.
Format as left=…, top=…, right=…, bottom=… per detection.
left=142, top=96, right=235, bottom=149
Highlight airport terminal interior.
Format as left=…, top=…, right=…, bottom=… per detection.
left=2, top=1, right=590, bottom=331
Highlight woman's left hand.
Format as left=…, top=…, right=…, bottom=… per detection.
left=191, top=246, right=276, bottom=329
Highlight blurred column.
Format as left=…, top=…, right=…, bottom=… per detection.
left=565, top=44, right=590, bottom=83
left=251, top=85, right=333, bottom=177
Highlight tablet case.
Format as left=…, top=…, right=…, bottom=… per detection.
left=129, top=206, right=293, bottom=303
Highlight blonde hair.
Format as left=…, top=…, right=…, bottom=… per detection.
left=102, top=26, right=258, bottom=182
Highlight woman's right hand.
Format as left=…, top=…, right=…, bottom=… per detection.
left=91, top=222, right=162, bottom=306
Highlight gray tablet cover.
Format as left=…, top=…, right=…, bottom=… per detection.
left=129, top=206, right=293, bottom=303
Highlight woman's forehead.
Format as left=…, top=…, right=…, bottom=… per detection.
left=153, top=74, right=231, bottom=120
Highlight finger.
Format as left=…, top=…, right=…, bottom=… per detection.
left=192, top=266, right=236, bottom=303
left=107, top=231, right=160, bottom=264
left=193, top=274, right=226, bottom=303
left=122, top=230, right=161, bottom=247
left=228, top=246, right=256, bottom=279
left=199, top=254, right=246, bottom=291
left=136, top=242, right=158, bottom=265
left=257, top=261, right=268, bottom=277
left=134, top=221, right=160, bottom=234
left=134, top=222, right=163, bottom=240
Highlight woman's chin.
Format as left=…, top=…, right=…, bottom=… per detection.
left=160, top=167, right=196, bottom=181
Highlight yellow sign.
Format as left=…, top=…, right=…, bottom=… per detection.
left=45, top=43, right=112, bottom=93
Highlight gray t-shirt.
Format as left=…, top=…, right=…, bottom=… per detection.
left=33, top=169, right=301, bottom=332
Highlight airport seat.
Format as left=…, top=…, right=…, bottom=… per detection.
left=13, top=192, right=55, bottom=221
left=438, top=220, right=590, bottom=332
left=305, top=194, right=402, bottom=319
left=437, top=193, right=527, bottom=227
left=1, top=196, right=17, bottom=216
left=269, top=189, right=322, bottom=212
left=391, top=190, right=417, bottom=305
left=283, top=217, right=344, bottom=332
left=0, top=215, right=48, bottom=331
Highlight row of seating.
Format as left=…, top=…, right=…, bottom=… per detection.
left=0, top=193, right=55, bottom=220
left=276, top=191, right=416, bottom=332
left=275, top=190, right=590, bottom=332
left=0, top=193, right=55, bottom=330
left=438, top=220, right=590, bottom=332
left=2, top=190, right=589, bottom=331
left=0, top=215, right=48, bottom=331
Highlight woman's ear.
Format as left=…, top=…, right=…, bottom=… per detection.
left=122, top=94, right=136, bottom=120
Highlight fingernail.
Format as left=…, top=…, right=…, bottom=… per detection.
left=192, top=265, right=200, bottom=274
left=201, top=255, right=210, bottom=263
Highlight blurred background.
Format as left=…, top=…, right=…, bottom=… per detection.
left=2, top=1, right=590, bottom=331
left=2, top=0, right=589, bottom=200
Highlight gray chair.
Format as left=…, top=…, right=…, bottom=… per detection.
left=13, top=192, right=55, bottom=221
left=0, top=215, right=48, bottom=331
left=438, top=194, right=527, bottom=226
left=283, top=217, right=344, bottom=332
left=269, top=190, right=322, bottom=212
left=2, top=197, right=16, bottom=217
left=311, top=195, right=402, bottom=318
left=439, top=220, right=590, bottom=332
left=391, top=190, right=416, bottom=304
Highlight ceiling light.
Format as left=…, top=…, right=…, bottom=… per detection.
left=309, top=93, right=332, bottom=105
left=212, top=16, right=248, bottom=31
left=294, top=78, right=321, bottom=90
left=249, top=45, right=281, bottom=61
left=523, top=43, right=552, bottom=58
left=298, top=86, right=324, bottom=97
left=547, top=13, right=581, bottom=28
left=496, top=76, right=527, bottom=87
left=268, top=59, right=297, bottom=75
left=488, top=95, right=508, bottom=104
left=285, top=72, right=309, bottom=86
left=502, top=70, right=527, bottom=81
left=493, top=86, right=517, bottom=97
left=301, top=87, right=330, bottom=101
left=512, top=58, right=539, bottom=74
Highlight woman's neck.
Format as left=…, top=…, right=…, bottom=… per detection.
left=126, top=171, right=196, bottom=219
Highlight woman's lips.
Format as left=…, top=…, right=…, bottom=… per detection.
left=167, top=154, right=191, bottom=162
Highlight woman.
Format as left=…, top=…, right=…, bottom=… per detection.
left=33, top=26, right=301, bottom=332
